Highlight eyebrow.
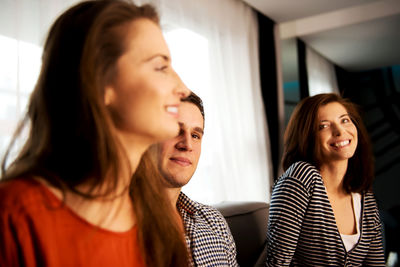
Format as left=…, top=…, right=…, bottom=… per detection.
left=319, top=113, right=350, bottom=122
left=144, top=54, right=170, bottom=63
left=194, top=127, right=204, bottom=135
left=178, top=122, right=204, bottom=135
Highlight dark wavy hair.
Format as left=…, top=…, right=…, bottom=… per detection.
left=1, top=1, right=187, bottom=266
left=282, top=93, right=374, bottom=193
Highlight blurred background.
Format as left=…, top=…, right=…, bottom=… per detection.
left=0, top=0, right=399, bottom=264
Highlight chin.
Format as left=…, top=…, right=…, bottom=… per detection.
left=165, top=176, right=190, bottom=188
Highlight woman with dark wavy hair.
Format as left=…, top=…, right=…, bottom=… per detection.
left=266, top=93, right=385, bottom=266
left=0, top=1, right=190, bottom=266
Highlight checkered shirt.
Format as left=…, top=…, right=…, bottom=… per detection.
left=177, top=192, right=239, bottom=267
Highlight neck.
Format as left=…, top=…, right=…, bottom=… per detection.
left=320, top=160, right=348, bottom=195
left=38, top=131, right=154, bottom=232
left=166, top=187, right=182, bottom=209
left=84, top=132, right=149, bottom=198
left=116, top=132, right=152, bottom=174
left=166, top=187, right=185, bottom=232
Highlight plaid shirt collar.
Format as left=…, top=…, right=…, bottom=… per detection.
left=176, top=191, right=199, bottom=215
left=175, top=191, right=238, bottom=267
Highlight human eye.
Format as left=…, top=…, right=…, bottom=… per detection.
left=192, top=132, right=202, bottom=140
left=319, top=124, right=328, bottom=130
left=342, top=117, right=351, bottom=123
left=155, top=64, right=168, bottom=72
left=153, top=56, right=170, bottom=72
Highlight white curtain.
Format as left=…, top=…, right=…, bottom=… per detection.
left=0, top=0, right=80, bottom=161
left=146, top=0, right=272, bottom=204
left=0, top=0, right=272, bottom=205
left=306, top=46, right=339, bottom=96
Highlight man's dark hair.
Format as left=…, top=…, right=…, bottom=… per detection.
left=182, top=92, right=205, bottom=122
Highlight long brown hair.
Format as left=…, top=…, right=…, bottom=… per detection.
left=1, top=0, right=187, bottom=266
left=133, top=150, right=188, bottom=266
left=282, top=93, right=374, bottom=193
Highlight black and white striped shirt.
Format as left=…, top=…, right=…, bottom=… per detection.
left=266, top=161, right=385, bottom=266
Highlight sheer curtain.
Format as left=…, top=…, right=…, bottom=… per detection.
left=306, top=46, right=339, bottom=96
left=0, top=0, right=272, bottom=205
left=145, top=0, right=272, bottom=204
left=0, top=0, right=79, bottom=162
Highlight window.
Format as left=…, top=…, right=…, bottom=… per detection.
left=0, top=35, right=41, bottom=160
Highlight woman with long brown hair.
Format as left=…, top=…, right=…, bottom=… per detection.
left=0, top=1, right=190, bottom=266
left=266, top=93, right=385, bottom=266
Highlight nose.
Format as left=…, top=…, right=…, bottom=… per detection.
left=332, top=123, right=344, bottom=136
left=173, top=69, right=190, bottom=99
left=175, top=131, right=193, bottom=151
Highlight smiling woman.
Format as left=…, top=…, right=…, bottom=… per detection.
left=266, top=93, right=385, bottom=266
left=316, top=102, right=358, bottom=167
left=106, top=18, right=186, bottom=143
left=0, top=1, right=189, bottom=266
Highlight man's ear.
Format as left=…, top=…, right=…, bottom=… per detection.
left=104, top=86, right=115, bottom=106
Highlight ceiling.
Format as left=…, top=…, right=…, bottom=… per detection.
left=241, top=0, right=400, bottom=72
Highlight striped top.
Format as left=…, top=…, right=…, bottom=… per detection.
left=266, top=161, right=385, bottom=266
left=341, top=193, right=361, bottom=252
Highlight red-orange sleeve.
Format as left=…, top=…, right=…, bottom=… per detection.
left=0, top=206, right=20, bottom=267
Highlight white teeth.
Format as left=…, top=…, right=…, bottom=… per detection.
left=334, top=140, right=350, bottom=147
left=166, top=106, right=178, bottom=114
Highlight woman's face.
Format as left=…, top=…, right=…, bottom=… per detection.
left=316, top=102, right=358, bottom=166
left=105, top=18, right=190, bottom=145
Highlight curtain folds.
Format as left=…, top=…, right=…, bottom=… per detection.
left=145, top=0, right=272, bottom=204
left=306, top=46, right=339, bottom=96
left=0, top=0, right=272, bottom=205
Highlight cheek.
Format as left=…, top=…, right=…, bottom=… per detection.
left=117, top=67, right=156, bottom=99
left=119, top=84, right=159, bottom=121
left=112, top=91, right=143, bottom=125
left=353, top=126, right=358, bottom=137
left=193, top=144, right=202, bottom=162
left=110, top=74, right=142, bottom=110
left=316, top=133, right=325, bottom=148
left=160, top=141, right=176, bottom=157
left=158, top=149, right=171, bottom=173
left=133, top=81, right=167, bottom=113
left=353, top=130, right=358, bottom=147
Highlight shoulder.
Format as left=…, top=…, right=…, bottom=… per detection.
left=362, top=191, right=382, bottom=226
left=363, top=191, right=378, bottom=205
left=276, top=161, right=321, bottom=192
left=0, top=178, right=55, bottom=217
left=196, top=201, right=228, bottom=225
left=180, top=195, right=238, bottom=265
left=0, top=178, right=37, bottom=205
left=179, top=193, right=231, bottom=233
left=186, top=194, right=228, bottom=225
left=192, top=200, right=236, bottom=248
left=283, top=161, right=321, bottom=181
left=363, top=191, right=380, bottom=214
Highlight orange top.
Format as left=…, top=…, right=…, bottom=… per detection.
left=0, top=178, right=145, bottom=267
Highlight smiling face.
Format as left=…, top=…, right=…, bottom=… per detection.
left=316, top=102, right=358, bottom=167
left=158, top=101, right=204, bottom=188
left=105, top=18, right=189, bottom=146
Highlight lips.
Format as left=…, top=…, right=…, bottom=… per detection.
left=331, top=139, right=351, bottom=148
left=169, top=157, right=192, bottom=167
